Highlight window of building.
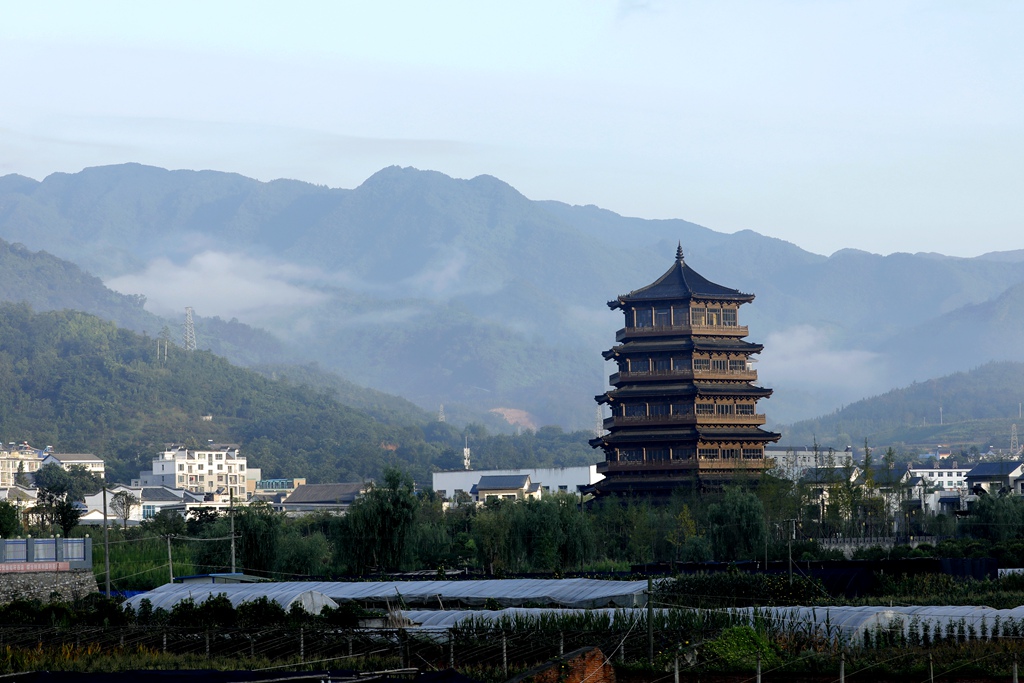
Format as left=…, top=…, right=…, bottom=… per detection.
left=634, top=307, right=653, bottom=327
left=672, top=358, right=689, bottom=371
left=630, top=358, right=650, bottom=373
left=198, top=475, right=205, bottom=482
left=729, top=359, right=746, bottom=372
left=625, top=404, right=647, bottom=417
left=736, top=404, right=755, bottom=415
left=671, top=403, right=692, bottom=416
left=672, top=447, right=695, bottom=460
left=722, top=308, right=737, bottom=326
left=698, top=448, right=719, bottom=459
left=716, top=404, right=734, bottom=415
left=178, top=464, right=184, bottom=471
left=721, top=448, right=740, bottom=459
left=142, top=505, right=156, bottom=519
left=654, top=358, right=671, bottom=372
left=707, top=308, right=722, bottom=325
left=672, top=305, right=689, bottom=325
left=649, top=403, right=669, bottom=416
left=619, top=449, right=644, bottom=462
left=558, top=485, right=568, bottom=491
left=696, top=403, right=714, bottom=415
left=690, top=307, right=706, bottom=326
left=692, top=358, right=710, bottom=371
left=711, top=359, right=727, bottom=371
left=742, top=448, right=762, bottom=459
left=654, top=307, right=670, bottom=326
left=647, top=449, right=669, bottom=461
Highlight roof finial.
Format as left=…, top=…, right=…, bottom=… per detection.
left=676, top=242, right=684, bottom=263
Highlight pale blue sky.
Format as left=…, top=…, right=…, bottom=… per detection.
left=2, top=1, right=1022, bottom=257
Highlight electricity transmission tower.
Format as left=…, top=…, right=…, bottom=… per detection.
left=183, top=307, right=197, bottom=352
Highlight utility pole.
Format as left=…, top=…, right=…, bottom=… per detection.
left=788, top=519, right=795, bottom=585
left=103, top=485, right=110, bottom=597
left=230, top=491, right=236, bottom=574
left=167, top=535, right=174, bottom=583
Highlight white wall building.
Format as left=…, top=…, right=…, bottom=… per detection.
left=41, top=452, right=106, bottom=480
left=432, top=465, right=603, bottom=501
left=82, top=485, right=205, bottom=525
left=133, top=443, right=247, bottom=502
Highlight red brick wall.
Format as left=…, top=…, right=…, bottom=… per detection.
left=507, top=646, right=615, bottom=683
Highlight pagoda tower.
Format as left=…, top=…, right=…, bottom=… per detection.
left=590, top=245, right=780, bottom=495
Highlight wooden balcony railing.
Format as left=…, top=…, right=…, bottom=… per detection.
left=616, top=324, right=748, bottom=342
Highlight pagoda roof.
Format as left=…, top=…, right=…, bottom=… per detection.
left=694, top=382, right=773, bottom=398
left=696, top=427, right=782, bottom=442
left=592, top=428, right=701, bottom=445
left=599, top=382, right=771, bottom=401
left=603, top=338, right=763, bottom=359
left=608, top=245, right=754, bottom=309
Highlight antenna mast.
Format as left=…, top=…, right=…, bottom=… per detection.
left=438, top=404, right=445, bottom=423
left=1012, top=424, right=1019, bottom=457
left=463, top=436, right=471, bottom=470
left=183, top=307, right=197, bottom=352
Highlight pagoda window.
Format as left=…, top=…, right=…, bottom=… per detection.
left=696, top=403, right=714, bottom=415
left=630, top=358, right=650, bottom=373
left=716, top=404, right=734, bottom=415
left=648, top=449, right=669, bottom=461
left=711, top=359, right=727, bottom=372
left=672, top=447, right=695, bottom=460
left=722, top=308, right=737, bottom=326
left=742, top=448, right=763, bottom=459
left=672, top=358, right=689, bottom=371
left=736, top=404, right=755, bottom=415
left=722, top=448, right=740, bottom=459
left=620, top=449, right=644, bottom=462
left=698, top=447, right=719, bottom=459
left=634, top=307, right=653, bottom=327
left=672, top=305, right=689, bottom=325
left=654, top=358, right=671, bottom=372
left=693, top=358, right=710, bottom=371
left=707, top=308, right=722, bottom=325
left=649, top=403, right=669, bottom=416
left=690, top=307, right=706, bottom=326
left=671, top=403, right=692, bottom=415
left=728, top=359, right=746, bottom=372
left=654, top=307, right=671, bottom=326
left=624, top=404, right=646, bottom=417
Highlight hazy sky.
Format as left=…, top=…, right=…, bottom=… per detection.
left=2, top=1, right=1022, bottom=257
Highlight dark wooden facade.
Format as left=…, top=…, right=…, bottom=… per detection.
left=590, top=245, right=780, bottom=495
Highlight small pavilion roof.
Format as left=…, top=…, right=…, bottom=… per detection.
left=608, top=245, right=753, bottom=309
left=603, top=338, right=763, bottom=359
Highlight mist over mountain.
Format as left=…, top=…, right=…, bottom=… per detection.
left=2, top=163, right=1023, bottom=429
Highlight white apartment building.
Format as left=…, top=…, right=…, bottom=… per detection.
left=908, top=461, right=970, bottom=491
left=133, top=443, right=247, bottom=502
left=41, top=452, right=106, bottom=480
left=432, top=465, right=603, bottom=502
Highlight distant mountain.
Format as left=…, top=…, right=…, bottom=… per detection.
left=3, top=163, right=1024, bottom=428
left=784, top=361, right=1024, bottom=451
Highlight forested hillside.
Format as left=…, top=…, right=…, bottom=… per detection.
left=784, top=361, right=1024, bottom=451
left=0, top=304, right=596, bottom=484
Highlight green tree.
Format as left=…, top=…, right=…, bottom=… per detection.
left=110, top=490, right=139, bottom=528
left=0, top=501, right=21, bottom=536
left=344, top=468, right=418, bottom=572
left=707, top=488, right=767, bottom=561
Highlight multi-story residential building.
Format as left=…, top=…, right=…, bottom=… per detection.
left=0, top=443, right=43, bottom=488
left=133, top=443, right=247, bottom=502
left=909, top=461, right=969, bottom=492
left=40, top=452, right=106, bottom=480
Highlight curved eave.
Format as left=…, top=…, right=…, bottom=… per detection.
left=605, top=339, right=763, bottom=357
left=696, top=427, right=781, bottom=442
left=606, top=384, right=699, bottom=399
left=694, top=383, right=774, bottom=399
left=594, top=428, right=701, bottom=445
